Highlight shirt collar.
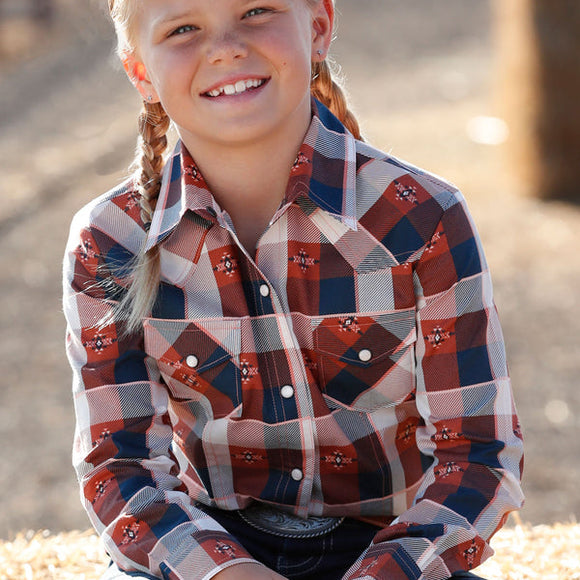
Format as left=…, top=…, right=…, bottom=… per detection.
left=145, top=98, right=358, bottom=251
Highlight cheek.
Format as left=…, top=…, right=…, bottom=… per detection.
left=152, top=53, right=196, bottom=91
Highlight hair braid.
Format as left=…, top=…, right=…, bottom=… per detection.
left=311, top=60, right=362, bottom=141
left=135, top=101, right=170, bottom=224
left=114, top=100, right=170, bottom=334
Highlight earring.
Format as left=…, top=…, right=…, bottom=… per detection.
left=317, top=49, right=324, bottom=57
left=147, top=95, right=153, bottom=102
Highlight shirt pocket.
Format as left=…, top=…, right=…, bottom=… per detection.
left=313, top=309, right=416, bottom=412
left=143, top=317, right=242, bottom=418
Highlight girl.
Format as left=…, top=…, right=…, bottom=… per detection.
left=63, top=0, right=524, bottom=578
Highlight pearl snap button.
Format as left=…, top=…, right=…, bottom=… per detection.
left=281, top=385, right=295, bottom=399
left=259, top=284, right=270, bottom=297
left=291, top=468, right=303, bottom=481
left=186, top=355, right=199, bottom=368
left=358, top=349, right=372, bottom=363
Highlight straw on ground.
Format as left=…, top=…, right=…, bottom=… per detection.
left=0, top=521, right=578, bottom=580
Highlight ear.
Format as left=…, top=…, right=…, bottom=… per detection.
left=311, top=0, right=334, bottom=61
left=121, top=52, right=160, bottom=103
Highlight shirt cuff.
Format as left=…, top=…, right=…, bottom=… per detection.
left=148, top=521, right=259, bottom=579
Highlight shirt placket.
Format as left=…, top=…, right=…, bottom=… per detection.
left=218, top=210, right=317, bottom=515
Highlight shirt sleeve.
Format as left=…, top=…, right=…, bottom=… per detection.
left=343, top=192, right=524, bottom=579
left=63, top=207, right=258, bottom=579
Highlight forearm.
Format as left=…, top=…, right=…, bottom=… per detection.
left=213, top=563, right=287, bottom=580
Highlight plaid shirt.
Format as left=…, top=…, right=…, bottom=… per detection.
left=64, top=101, right=524, bottom=579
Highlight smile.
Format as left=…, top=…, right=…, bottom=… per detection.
left=204, top=78, right=267, bottom=98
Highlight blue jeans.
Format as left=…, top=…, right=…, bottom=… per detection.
left=102, top=507, right=487, bottom=579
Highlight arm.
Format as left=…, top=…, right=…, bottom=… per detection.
left=343, top=192, right=524, bottom=579
left=63, top=204, right=260, bottom=579
left=213, top=565, right=287, bottom=580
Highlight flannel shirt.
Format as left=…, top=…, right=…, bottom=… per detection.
left=63, top=100, right=524, bottom=580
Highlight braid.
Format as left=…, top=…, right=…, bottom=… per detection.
left=135, top=101, right=170, bottom=224
left=311, top=60, right=362, bottom=141
left=117, top=100, right=170, bottom=334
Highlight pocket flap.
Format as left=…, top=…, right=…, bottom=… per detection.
left=144, top=318, right=239, bottom=374
left=314, top=310, right=416, bottom=366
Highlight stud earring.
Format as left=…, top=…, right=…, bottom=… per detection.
left=147, top=95, right=153, bottom=102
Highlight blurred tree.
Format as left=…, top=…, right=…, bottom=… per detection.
left=0, top=0, right=53, bottom=21
left=494, top=0, right=580, bottom=201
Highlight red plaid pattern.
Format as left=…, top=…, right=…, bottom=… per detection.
left=63, top=101, right=523, bottom=579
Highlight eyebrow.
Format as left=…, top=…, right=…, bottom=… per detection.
left=151, top=8, right=198, bottom=31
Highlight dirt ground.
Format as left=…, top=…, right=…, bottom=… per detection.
left=0, top=0, right=578, bottom=539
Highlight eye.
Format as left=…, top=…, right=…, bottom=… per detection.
left=170, top=24, right=198, bottom=37
left=244, top=7, right=271, bottom=18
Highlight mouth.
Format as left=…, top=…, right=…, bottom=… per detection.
left=203, top=77, right=268, bottom=98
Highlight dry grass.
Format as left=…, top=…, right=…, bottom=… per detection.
left=0, top=522, right=578, bottom=579
left=0, top=530, right=108, bottom=580
left=478, top=521, right=580, bottom=580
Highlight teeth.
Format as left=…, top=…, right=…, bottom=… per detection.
left=207, top=79, right=263, bottom=97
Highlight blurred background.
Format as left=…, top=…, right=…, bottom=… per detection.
left=0, top=0, right=578, bottom=539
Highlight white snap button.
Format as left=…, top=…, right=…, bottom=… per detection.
left=281, top=385, right=295, bottom=399
left=291, top=468, right=303, bottom=481
left=186, top=355, right=199, bottom=368
left=259, top=284, right=270, bottom=297
left=358, top=349, right=372, bottom=363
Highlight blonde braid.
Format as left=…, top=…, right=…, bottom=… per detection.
left=135, top=101, right=170, bottom=223
left=311, top=60, right=362, bottom=141
left=116, top=100, right=170, bottom=334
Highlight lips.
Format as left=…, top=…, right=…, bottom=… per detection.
left=203, top=77, right=268, bottom=98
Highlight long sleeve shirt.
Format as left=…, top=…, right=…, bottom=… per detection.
left=63, top=100, right=524, bottom=579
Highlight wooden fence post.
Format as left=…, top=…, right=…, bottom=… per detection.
left=494, top=0, right=580, bottom=201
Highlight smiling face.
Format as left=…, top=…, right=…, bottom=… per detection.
left=123, top=0, right=332, bottom=154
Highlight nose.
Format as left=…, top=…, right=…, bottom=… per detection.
left=206, top=31, right=248, bottom=64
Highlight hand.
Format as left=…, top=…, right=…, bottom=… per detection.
left=213, top=562, right=287, bottom=580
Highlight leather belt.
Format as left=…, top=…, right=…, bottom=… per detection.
left=238, top=504, right=345, bottom=539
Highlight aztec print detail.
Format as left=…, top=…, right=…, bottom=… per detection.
left=424, top=230, right=444, bottom=253
left=82, top=333, right=117, bottom=354
left=239, top=359, right=259, bottom=383
left=121, top=522, right=140, bottom=545
left=435, top=462, right=465, bottom=478
left=78, top=240, right=97, bottom=262
left=288, top=249, right=320, bottom=274
left=232, top=450, right=265, bottom=464
left=214, top=540, right=237, bottom=559
left=321, top=450, right=356, bottom=469
left=425, top=326, right=455, bottom=348
left=433, top=427, right=462, bottom=442
left=394, top=179, right=419, bottom=205
left=292, top=151, right=311, bottom=170
left=184, top=164, right=203, bottom=182
left=213, top=253, right=238, bottom=276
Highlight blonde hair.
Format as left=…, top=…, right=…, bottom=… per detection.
left=108, top=0, right=361, bottom=334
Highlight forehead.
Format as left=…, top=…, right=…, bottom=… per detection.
left=137, top=0, right=312, bottom=20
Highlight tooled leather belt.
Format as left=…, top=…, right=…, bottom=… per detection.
left=237, top=504, right=345, bottom=539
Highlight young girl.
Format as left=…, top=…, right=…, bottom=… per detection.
left=63, top=1, right=524, bottom=578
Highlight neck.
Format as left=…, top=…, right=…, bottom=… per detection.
left=180, top=106, right=312, bottom=251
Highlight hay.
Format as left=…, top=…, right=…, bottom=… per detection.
left=0, top=530, right=108, bottom=580
left=0, top=523, right=579, bottom=579
left=479, top=522, right=580, bottom=579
